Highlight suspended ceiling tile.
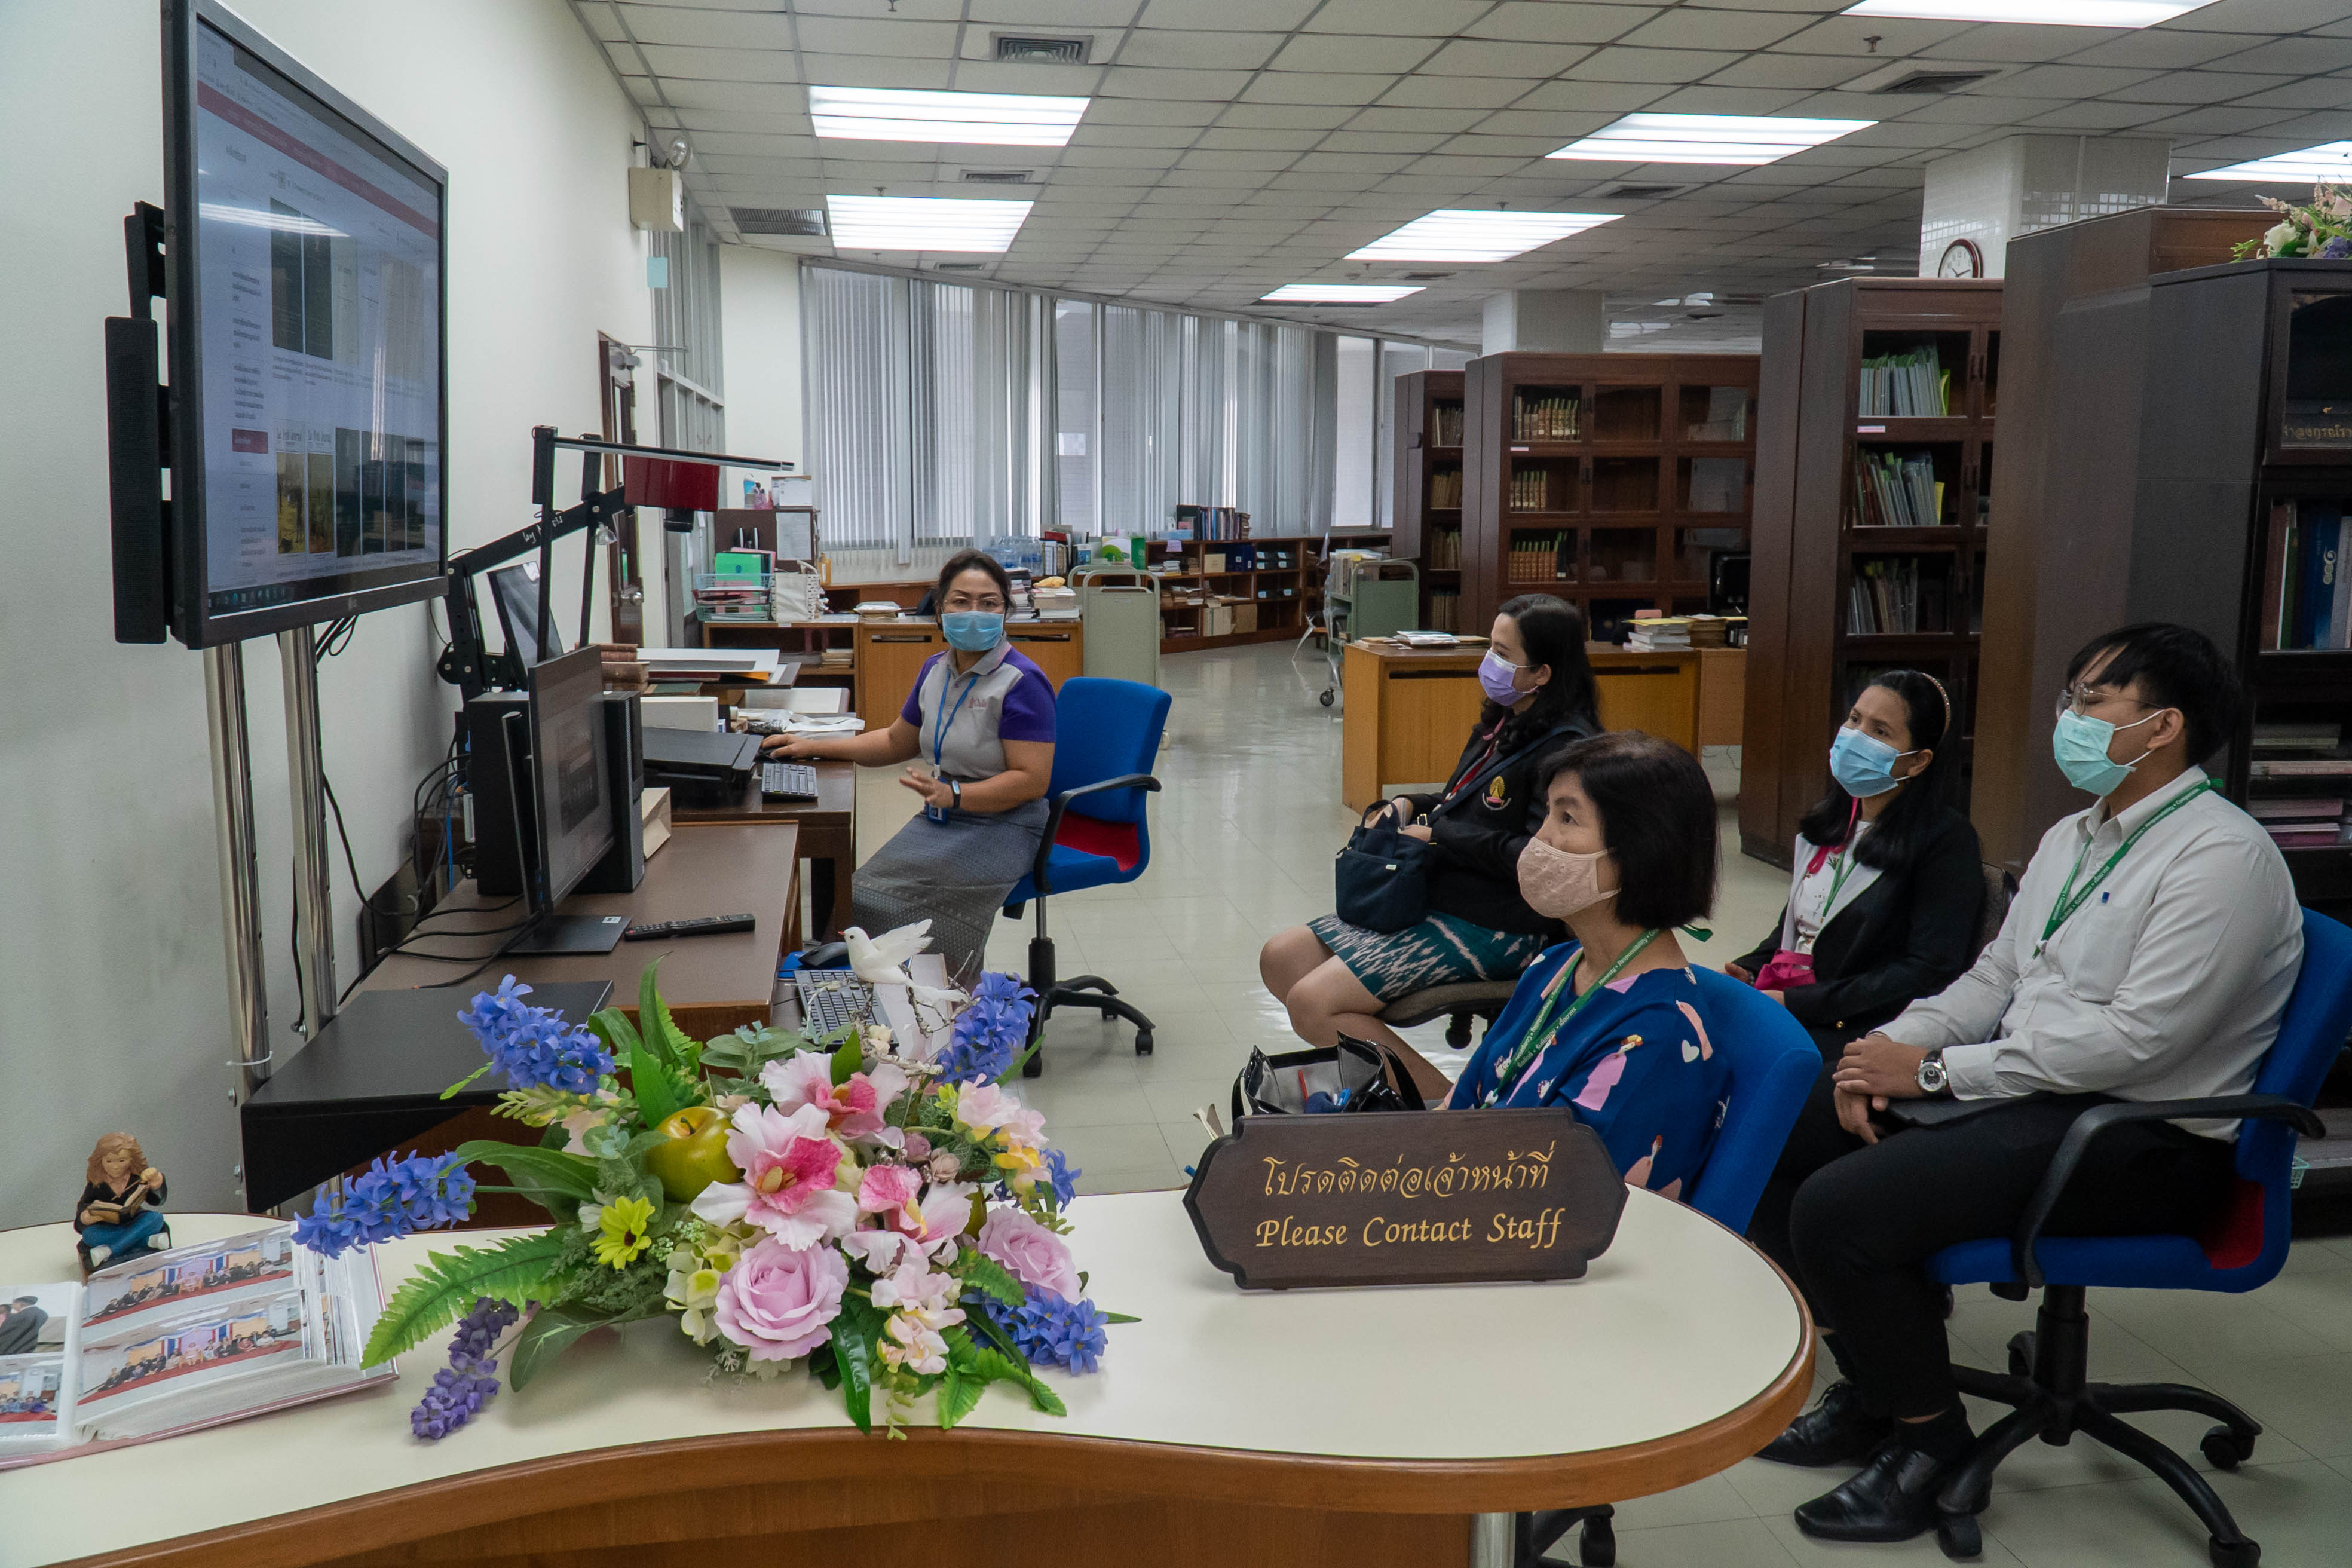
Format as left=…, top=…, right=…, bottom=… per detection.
left=1071, top=122, right=1202, bottom=147
left=634, top=45, right=800, bottom=84
left=1118, top=29, right=1287, bottom=70
left=2237, top=78, right=2352, bottom=109
left=1158, top=167, right=1279, bottom=188
left=2213, top=36, right=2352, bottom=74
left=1629, top=83, right=1815, bottom=114
left=1913, top=24, right=2132, bottom=65
left=1979, top=63, right=2164, bottom=98
left=1059, top=145, right=1186, bottom=167
left=2106, top=69, right=2305, bottom=103
left=660, top=80, right=811, bottom=114
left=1318, top=129, right=1452, bottom=154
left=2016, top=100, right=2175, bottom=130
left=1242, top=72, right=1410, bottom=105
left=1100, top=66, right=1260, bottom=99
left=1699, top=52, right=1880, bottom=91
left=948, top=62, right=1108, bottom=94
left=798, top=0, right=966, bottom=16
left=1192, top=127, right=1328, bottom=151
left=792, top=16, right=959, bottom=56
left=1507, top=79, right=1671, bottom=112
left=1132, top=0, right=1320, bottom=27
left=1178, top=146, right=1305, bottom=169
left=1303, top=0, right=1495, bottom=36
left=1266, top=35, right=1438, bottom=74
left=1216, top=102, right=1359, bottom=128
left=1465, top=4, right=1664, bottom=46
left=2172, top=0, right=2352, bottom=29
left=1374, top=75, right=1532, bottom=109
left=1765, top=16, right=1971, bottom=56
left=1619, top=7, right=1815, bottom=52
left=1564, top=47, right=1749, bottom=84
left=796, top=54, right=956, bottom=89
left=610, top=5, right=798, bottom=50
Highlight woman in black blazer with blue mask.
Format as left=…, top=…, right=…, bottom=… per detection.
left=1726, top=670, right=1984, bottom=1060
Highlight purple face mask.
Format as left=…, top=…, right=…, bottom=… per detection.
left=1479, top=648, right=1526, bottom=706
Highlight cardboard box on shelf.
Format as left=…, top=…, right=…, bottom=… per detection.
left=1231, top=604, right=1259, bottom=635
left=1202, top=604, right=1234, bottom=638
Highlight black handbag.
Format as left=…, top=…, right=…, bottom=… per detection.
left=1333, top=813, right=1429, bottom=933
left=1229, top=1034, right=1430, bottom=1125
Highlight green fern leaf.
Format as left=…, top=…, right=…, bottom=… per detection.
left=956, top=1254, right=1025, bottom=1309
left=361, top=1235, right=568, bottom=1369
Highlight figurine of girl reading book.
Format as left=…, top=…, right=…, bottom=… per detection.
left=75, top=1133, right=170, bottom=1274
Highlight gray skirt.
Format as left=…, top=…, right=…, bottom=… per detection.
left=852, top=797, right=1049, bottom=983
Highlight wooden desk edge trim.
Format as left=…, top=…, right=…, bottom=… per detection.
left=60, top=1317, right=1811, bottom=1568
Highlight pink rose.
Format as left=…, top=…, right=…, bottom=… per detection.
left=975, top=1207, right=1079, bottom=1300
left=712, top=1237, right=849, bottom=1361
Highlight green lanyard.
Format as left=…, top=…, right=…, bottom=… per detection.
left=1480, top=929, right=1661, bottom=1108
left=2037, top=779, right=2216, bottom=954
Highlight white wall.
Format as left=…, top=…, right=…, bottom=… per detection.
left=0, top=0, right=653, bottom=1223
left=716, top=247, right=804, bottom=470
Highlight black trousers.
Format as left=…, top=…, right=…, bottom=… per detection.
left=1748, top=1062, right=2235, bottom=1420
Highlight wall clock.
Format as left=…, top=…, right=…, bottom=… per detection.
left=1937, top=238, right=1986, bottom=279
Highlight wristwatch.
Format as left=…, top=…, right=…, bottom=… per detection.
left=1916, top=1048, right=1950, bottom=1097
left=949, top=779, right=963, bottom=810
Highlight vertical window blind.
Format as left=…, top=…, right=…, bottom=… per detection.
left=807, top=261, right=1386, bottom=553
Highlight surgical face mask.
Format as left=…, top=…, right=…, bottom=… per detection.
left=1829, top=726, right=1918, bottom=800
left=1518, top=836, right=1616, bottom=920
left=1479, top=648, right=1527, bottom=706
left=941, top=611, right=1004, bottom=653
left=2052, top=706, right=2163, bottom=798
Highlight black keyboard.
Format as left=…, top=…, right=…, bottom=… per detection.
left=761, top=761, right=820, bottom=801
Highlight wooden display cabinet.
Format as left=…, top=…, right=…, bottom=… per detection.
left=1741, top=279, right=2000, bottom=868
left=1461, top=353, right=1759, bottom=647
left=1392, top=369, right=1466, bottom=633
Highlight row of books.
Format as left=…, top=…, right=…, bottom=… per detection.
left=1847, top=556, right=1955, bottom=635
left=2251, top=795, right=2351, bottom=849
left=0, top=1223, right=387, bottom=1468
left=2250, top=729, right=2351, bottom=832
left=1853, top=449, right=1948, bottom=529
left=1428, top=526, right=1462, bottom=571
left=1429, top=468, right=1463, bottom=508
left=1513, top=394, right=1581, bottom=442
left=2261, top=501, right=2351, bottom=650
left=1506, top=535, right=1571, bottom=583
left=1858, top=347, right=1952, bottom=418
left=1425, top=587, right=1462, bottom=633
left=1172, top=504, right=1250, bottom=541
left=1508, top=470, right=1557, bottom=511
left=1432, top=402, right=1465, bottom=446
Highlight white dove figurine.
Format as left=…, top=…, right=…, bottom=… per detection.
left=842, top=923, right=968, bottom=1012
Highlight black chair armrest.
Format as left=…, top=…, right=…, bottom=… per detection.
left=2010, top=1095, right=2325, bottom=1288
left=1031, top=773, right=1162, bottom=896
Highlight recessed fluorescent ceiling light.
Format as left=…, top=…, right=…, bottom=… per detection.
left=1261, top=284, right=1423, bottom=303
left=1843, top=1, right=2212, bottom=23
left=1346, top=210, right=1621, bottom=264
left=825, top=195, right=1031, bottom=252
left=2183, top=142, right=2352, bottom=182
left=1551, top=113, right=1873, bottom=167
left=809, top=85, right=1087, bottom=147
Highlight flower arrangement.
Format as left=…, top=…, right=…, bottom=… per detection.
left=293, top=942, right=1124, bottom=1438
left=2235, top=181, right=2352, bottom=262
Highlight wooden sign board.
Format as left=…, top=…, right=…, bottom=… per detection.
left=1182, top=1108, right=1627, bottom=1291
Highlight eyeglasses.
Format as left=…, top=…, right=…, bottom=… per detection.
left=2053, top=684, right=2154, bottom=721
left=942, top=595, right=1007, bottom=613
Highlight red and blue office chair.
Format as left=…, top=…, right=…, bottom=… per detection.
left=1925, top=908, right=2352, bottom=1566
left=1516, top=965, right=1825, bottom=1568
left=1001, top=677, right=1171, bottom=1077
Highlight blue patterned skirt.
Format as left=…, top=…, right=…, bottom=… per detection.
left=1307, top=909, right=1550, bottom=1003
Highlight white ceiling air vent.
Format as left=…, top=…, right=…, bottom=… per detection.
left=994, top=35, right=1090, bottom=65
left=1873, top=69, right=2000, bottom=95
left=934, top=262, right=986, bottom=272
left=730, top=207, right=827, bottom=237
left=961, top=170, right=1035, bottom=185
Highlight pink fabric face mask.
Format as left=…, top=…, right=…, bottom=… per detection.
left=1518, top=837, right=1616, bottom=920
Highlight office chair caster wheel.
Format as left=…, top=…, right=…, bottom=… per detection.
left=2201, top=1425, right=2256, bottom=1471
left=1134, top=1030, right=1153, bottom=1056
left=1318, top=688, right=1334, bottom=707
left=2208, top=1536, right=2259, bottom=1567
left=1936, top=1513, right=1982, bottom=1560
left=1576, top=1514, right=1615, bottom=1567
left=2007, top=1331, right=2036, bottom=1379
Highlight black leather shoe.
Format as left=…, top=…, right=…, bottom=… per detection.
left=1757, top=1380, right=1892, bottom=1467
left=1791, top=1437, right=1952, bottom=1543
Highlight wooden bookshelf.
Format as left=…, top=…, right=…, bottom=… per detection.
left=1461, top=353, right=1759, bottom=647
left=1138, top=530, right=1391, bottom=654
left=1968, top=207, right=2270, bottom=875
left=2124, top=258, right=2352, bottom=912
left=1741, top=278, right=2001, bottom=869
left=1391, top=369, right=1466, bottom=633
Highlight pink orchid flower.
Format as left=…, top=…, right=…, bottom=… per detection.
left=691, top=1102, right=857, bottom=1250
left=953, top=1081, right=1026, bottom=1137
left=761, top=1054, right=893, bottom=1138
left=856, top=1163, right=921, bottom=1222
left=886, top=1179, right=978, bottom=1258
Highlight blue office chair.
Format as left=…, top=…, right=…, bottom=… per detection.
left=1924, top=908, right=2352, bottom=1566
left=1517, top=965, right=1823, bottom=1568
left=1000, top=677, right=1171, bottom=1077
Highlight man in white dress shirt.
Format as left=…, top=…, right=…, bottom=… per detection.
left=1746, top=623, right=2304, bottom=1545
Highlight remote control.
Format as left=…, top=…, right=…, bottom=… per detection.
left=623, top=913, right=757, bottom=941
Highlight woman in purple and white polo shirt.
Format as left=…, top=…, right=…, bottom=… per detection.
left=762, top=550, right=1056, bottom=980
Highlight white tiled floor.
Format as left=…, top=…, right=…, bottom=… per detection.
left=854, top=642, right=2352, bottom=1567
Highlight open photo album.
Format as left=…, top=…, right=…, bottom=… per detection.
left=0, top=1223, right=389, bottom=1467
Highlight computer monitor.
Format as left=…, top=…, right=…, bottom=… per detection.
left=527, top=647, right=615, bottom=912
left=488, top=561, right=563, bottom=672
left=155, top=0, right=449, bottom=646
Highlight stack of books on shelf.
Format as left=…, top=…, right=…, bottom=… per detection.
left=1846, top=558, right=1952, bottom=635
left=1427, top=588, right=1461, bottom=633
left=1512, top=393, right=1579, bottom=441
left=1852, top=450, right=1946, bottom=528
left=1626, top=616, right=1692, bottom=651
left=1687, top=614, right=1740, bottom=648
left=1429, top=468, right=1463, bottom=507
left=1857, top=348, right=1951, bottom=417
left=1433, top=403, right=1465, bottom=445
left=1508, top=469, right=1552, bottom=511
left=693, top=574, right=774, bottom=624
left=1429, top=528, right=1462, bottom=571
left=1506, top=534, right=1570, bottom=583
left=1393, top=630, right=1462, bottom=648
left=2249, top=796, right=2350, bottom=849
left=2261, top=501, right=2349, bottom=650
left=1173, top=505, right=1250, bottom=541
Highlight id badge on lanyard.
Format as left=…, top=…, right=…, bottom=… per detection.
left=927, top=667, right=981, bottom=823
